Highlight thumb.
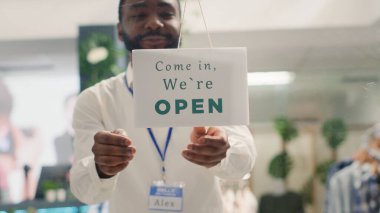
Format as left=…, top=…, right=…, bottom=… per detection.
left=193, top=126, right=206, bottom=136
left=206, top=127, right=224, bottom=136
left=191, top=127, right=206, bottom=143
left=111, top=128, right=127, bottom=136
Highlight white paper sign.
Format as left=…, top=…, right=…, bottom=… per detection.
left=132, top=48, right=249, bottom=127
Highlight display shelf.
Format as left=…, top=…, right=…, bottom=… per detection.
left=0, top=199, right=87, bottom=212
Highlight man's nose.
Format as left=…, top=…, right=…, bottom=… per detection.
left=144, top=14, right=164, bottom=30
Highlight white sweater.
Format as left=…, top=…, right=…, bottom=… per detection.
left=70, top=71, right=256, bottom=213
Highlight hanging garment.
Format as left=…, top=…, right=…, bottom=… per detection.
left=325, top=159, right=354, bottom=212
left=328, top=163, right=357, bottom=213
left=352, top=164, right=380, bottom=213
left=328, top=162, right=380, bottom=213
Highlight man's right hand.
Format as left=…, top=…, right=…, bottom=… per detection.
left=92, top=129, right=136, bottom=178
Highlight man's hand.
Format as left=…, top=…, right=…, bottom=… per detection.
left=182, top=127, right=230, bottom=168
left=92, top=129, right=136, bottom=178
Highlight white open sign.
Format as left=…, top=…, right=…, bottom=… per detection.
left=132, top=48, right=249, bottom=127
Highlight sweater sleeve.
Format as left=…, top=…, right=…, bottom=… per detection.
left=208, top=125, right=256, bottom=180
left=69, top=88, right=119, bottom=204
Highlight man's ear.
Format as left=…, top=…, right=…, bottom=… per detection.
left=117, top=23, right=124, bottom=42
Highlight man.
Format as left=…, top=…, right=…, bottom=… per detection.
left=70, top=0, right=256, bottom=212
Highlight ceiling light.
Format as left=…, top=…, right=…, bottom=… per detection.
left=247, top=71, right=295, bottom=86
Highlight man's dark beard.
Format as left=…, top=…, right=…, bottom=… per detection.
left=122, top=31, right=179, bottom=52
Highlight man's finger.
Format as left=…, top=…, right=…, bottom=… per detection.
left=92, top=144, right=136, bottom=157
left=198, top=136, right=229, bottom=148
left=94, top=131, right=131, bottom=147
left=97, top=163, right=129, bottom=176
left=183, top=157, right=218, bottom=168
left=111, top=128, right=127, bottom=135
left=205, top=127, right=218, bottom=136
left=182, top=150, right=226, bottom=164
left=181, top=151, right=223, bottom=167
left=187, top=144, right=224, bottom=156
left=95, top=155, right=134, bottom=166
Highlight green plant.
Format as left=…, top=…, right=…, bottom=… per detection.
left=300, top=176, right=314, bottom=204
left=268, top=151, right=293, bottom=179
left=322, top=118, right=347, bottom=150
left=267, top=117, right=298, bottom=181
left=274, top=117, right=298, bottom=143
left=316, top=159, right=335, bottom=185
left=42, top=180, right=62, bottom=193
left=313, top=118, right=347, bottom=186
left=79, top=33, right=126, bottom=91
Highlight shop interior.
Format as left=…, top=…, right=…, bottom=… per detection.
left=1, top=0, right=380, bottom=212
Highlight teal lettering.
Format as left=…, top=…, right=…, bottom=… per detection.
left=174, top=64, right=184, bottom=70
left=204, top=63, right=211, bottom=70
left=165, top=64, right=172, bottom=71
left=175, top=99, right=188, bottom=114
left=154, top=98, right=222, bottom=115
left=155, top=100, right=170, bottom=115
left=155, top=61, right=163, bottom=71
left=192, top=99, right=204, bottom=114
left=196, top=80, right=203, bottom=89
left=205, top=81, right=213, bottom=89
left=209, top=98, right=222, bottom=113
left=198, top=61, right=212, bottom=71
left=162, top=78, right=178, bottom=90
left=179, top=81, right=187, bottom=90
left=156, top=61, right=191, bottom=71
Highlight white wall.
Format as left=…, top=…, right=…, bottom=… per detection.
left=1, top=0, right=380, bottom=40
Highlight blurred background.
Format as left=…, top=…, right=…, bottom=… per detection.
left=0, top=0, right=380, bottom=212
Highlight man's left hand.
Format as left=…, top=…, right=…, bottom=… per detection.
left=182, top=127, right=230, bottom=168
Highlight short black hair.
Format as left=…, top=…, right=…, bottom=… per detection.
left=118, top=0, right=126, bottom=22
left=118, top=0, right=181, bottom=22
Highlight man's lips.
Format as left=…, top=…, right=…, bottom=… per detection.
left=141, top=35, right=166, bottom=41
left=140, top=35, right=167, bottom=47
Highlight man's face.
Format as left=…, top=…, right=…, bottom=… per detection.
left=117, top=0, right=181, bottom=51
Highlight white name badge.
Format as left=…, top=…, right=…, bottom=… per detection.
left=149, top=185, right=183, bottom=212
left=133, top=48, right=249, bottom=127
